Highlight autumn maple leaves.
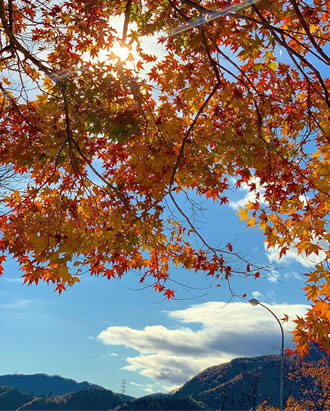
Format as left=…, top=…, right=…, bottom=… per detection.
left=0, top=0, right=328, bottom=355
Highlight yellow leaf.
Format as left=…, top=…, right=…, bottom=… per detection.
left=247, top=217, right=256, bottom=228
left=236, top=208, right=248, bottom=221
left=267, top=62, right=278, bottom=72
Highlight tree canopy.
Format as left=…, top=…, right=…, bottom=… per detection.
left=0, top=0, right=328, bottom=355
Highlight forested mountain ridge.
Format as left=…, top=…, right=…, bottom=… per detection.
left=1, top=348, right=327, bottom=410
left=0, top=386, right=34, bottom=410
left=0, top=373, right=102, bottom=396
left=17, top=388, right=132, bottom=410
left=173, top=354, right=293, bottom=410
left=172, top=346, right=328, bottom=410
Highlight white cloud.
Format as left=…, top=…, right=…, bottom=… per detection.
left=123, top=354, right=225, bottom=386
left=102, top=352, right=119, bottom=358
left=97, top=301, right=307, bottom=387
left=0, top=298, right=33, bottom=310
left=283, top=271, right=303, bottom=281
left=2, top=276, right=22, bottom=283
left=229, top=177, right=266, bottom=211
left=265, top=240, right=328, bottom=268
left=267, top=269, right=280, bottom=283
left=130, top=381, right=168, bottom=394
left=251, top=291, right=263, bottom=299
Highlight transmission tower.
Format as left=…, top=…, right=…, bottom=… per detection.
left=120, top=379, right=127, bottom=395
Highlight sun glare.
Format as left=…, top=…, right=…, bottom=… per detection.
left=95, top=41, right=134, bottom=65
left=110, top=42, right=131, bottom=61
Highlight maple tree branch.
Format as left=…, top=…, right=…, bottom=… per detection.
left=227, top=13, right=329, bottom=64
left=61, top=86, right=81, bottom=177
left=166, top=83, right=272, bottom=279
left=0, top=137, right=69, bottom=219
left=289, top=0, right=329, bottom=65
left=251, top=3, right=329, bottom=107
left=0, top=0, right=61, bottom=85
left=211, top=41, right=263, bottom=99
left=0, top=82, right=42, bottom=132
left=168, top=0, right=187, bottom=20
left=181, top=0, right=213, bottom=14
left=277, top=29, right=329, bottom=65
left=169, top=83, right=220, bottom=189
left=194, top=42, right=330, bottom=199
left=121, top=0, right=132, bottom=44
left=180, top=0, right=328, bottom=43
left=178, top=0, right=329, bottom=99
left=115, top=64, right=171, bottom=150
left=70, top=133, right=130, bottom=208
left=116, top=63, right=144, bottom=116
left=200, top=29, right=222, bottom=83
left=60, top=86, right=130, bottom=208
left=7, top=0, right=12, bottom=30
left=176, top=0, right=329, bottom=68
left=0, top=45, right=14, bottom=62
left=168, top=190, right=218, bottom=253
left=253, top=96, right=329, bottom=197
left=168, top=191, right=270, bottom=276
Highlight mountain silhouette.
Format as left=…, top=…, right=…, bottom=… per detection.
left=172, top=347, right=328, bottom=410
left=0, top=347, right=327, bottom=410
left=0, top=386, right=34, bottom=410
left=0, top=374, right=101, bottom=396
left=17, top=387, right=132, bottom=410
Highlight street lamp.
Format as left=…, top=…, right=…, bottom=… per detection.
left=249, top=299, right=285, bottom=411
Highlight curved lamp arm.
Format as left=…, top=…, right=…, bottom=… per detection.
left=249, top=299, right=285, bottom=411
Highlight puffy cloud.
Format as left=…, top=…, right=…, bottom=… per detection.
left=130, top=381, right=167, bottom=394
left=123, top=354, right=220, bottom=386
left=229, top=177, right=265, bottom=211
left=251, top=291, right=263, bottom=299
left=283, top=271, right=303, bottom=280
left=267, top=269, right=280, bottom=283
left=265, top=240, right=328, bottom=268
left=97, top=301, right=307, bottom=387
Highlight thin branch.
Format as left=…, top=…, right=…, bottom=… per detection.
left=8, top=0, right=12, bottom=30
left=200, top=28, right=222, bottom=83
left=169, top=83, right=220, bottom=188
left=121, top=0, right=132, bottom=44
left=251, top=3, right=329, bottom=107
left=289, top=0, right=329, bottom=65
left=0, top=0, right=60, bottom=84
left=116, top=63, right=144, bottom=116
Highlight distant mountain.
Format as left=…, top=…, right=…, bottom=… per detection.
left=0, top=374, right=102, bottom=396
left=0, top=347, right=327, bottom=410
left=115, top=393, right=204, bottom=410
left=17, top=387, right=133, bottom=410
left=0, top=386, right=34, bottom=411
left=173, top=349, right=328, bottom=410
left=173, top=354, right=286, bottom=409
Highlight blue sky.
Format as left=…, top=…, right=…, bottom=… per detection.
left=0, top=183, right=321, bottom=398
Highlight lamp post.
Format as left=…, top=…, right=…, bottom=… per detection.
left=249, top=298, right=285, bottom=411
